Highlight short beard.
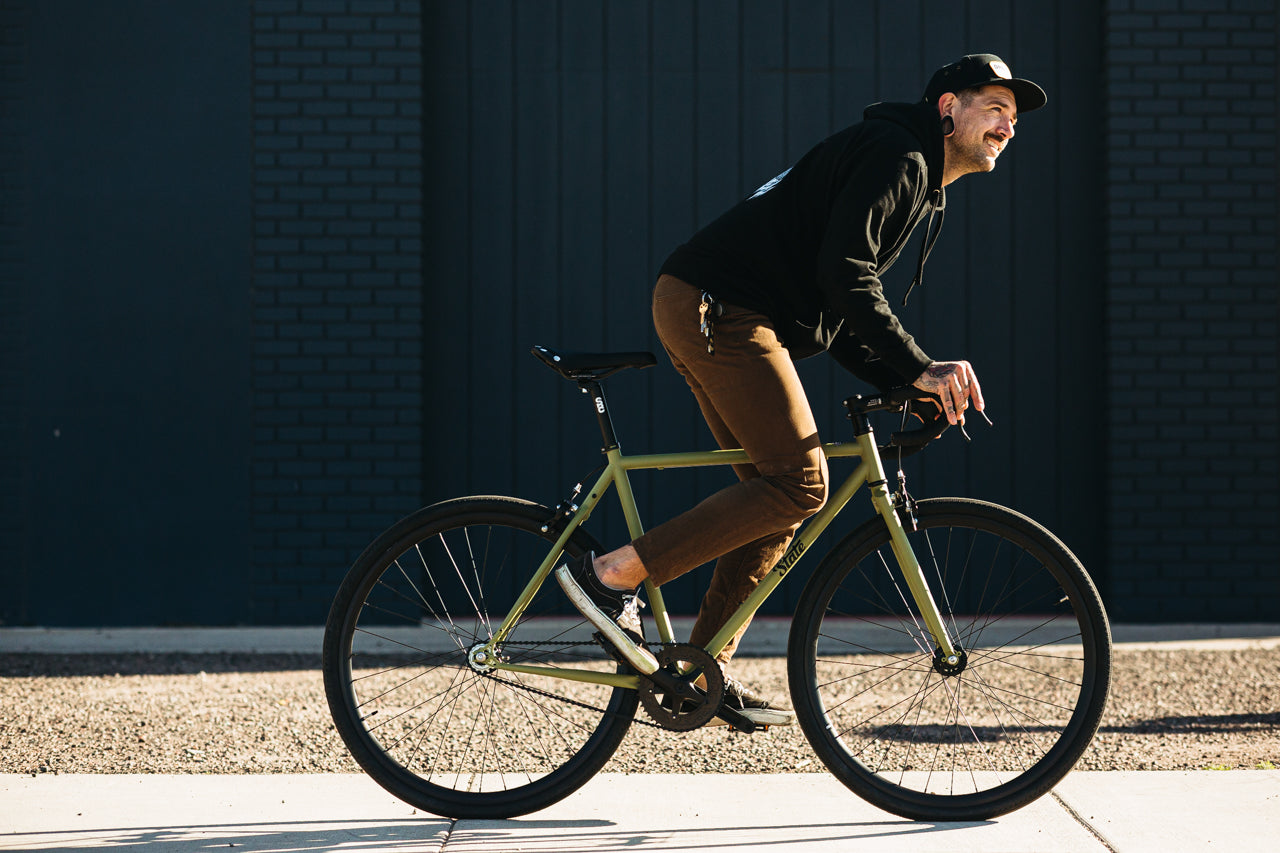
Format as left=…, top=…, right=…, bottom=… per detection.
left=947, top=134, right=999, bottom=176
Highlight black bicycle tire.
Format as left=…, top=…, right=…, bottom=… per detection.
left=787, top=498, right=1111, bottom=821
left=322, top=496, right=638, bottom=818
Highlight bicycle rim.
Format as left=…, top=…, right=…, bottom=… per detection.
left=789, top=498, right=1111, bottom=821
left=322, top=497, right=638, bottom=818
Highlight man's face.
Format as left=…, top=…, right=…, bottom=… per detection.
left=944, top=85, right=1018, bottom=176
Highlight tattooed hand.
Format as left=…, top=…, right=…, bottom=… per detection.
left=913, top=361, right=984, bottom=426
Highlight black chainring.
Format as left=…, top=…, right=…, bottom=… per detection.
left=637, top=643, right=724, bottom=731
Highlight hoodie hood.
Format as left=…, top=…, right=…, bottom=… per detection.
left=862, top=100, right=947, bottom=194
left=862, top=100, right=947, bottom=306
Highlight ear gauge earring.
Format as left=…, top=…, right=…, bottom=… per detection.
left=941, top=115, right=955, bottom=137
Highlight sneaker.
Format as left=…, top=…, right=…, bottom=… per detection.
left=719, top=674, right=795, bottom=727
left=555, top=551, right=657, bottom=674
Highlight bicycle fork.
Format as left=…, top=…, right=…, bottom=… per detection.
left=865, top=470, right=961, bottom=665
left=853, top=416, right=961, bottom=666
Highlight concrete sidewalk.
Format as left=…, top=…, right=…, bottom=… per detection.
left=3, top=771, right=1279, bottom=852
left=4, top=625, right=1279, bottom=850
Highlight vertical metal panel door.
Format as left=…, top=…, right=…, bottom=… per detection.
left=422, top=0, right=1103, bottom=615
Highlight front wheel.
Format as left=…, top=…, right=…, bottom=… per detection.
left=322, top=497, right=638, bottom=819
left=788, top=498, right=1111, bottom=821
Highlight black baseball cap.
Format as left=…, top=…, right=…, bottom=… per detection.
left=923, top=54, right=1047, bottom=113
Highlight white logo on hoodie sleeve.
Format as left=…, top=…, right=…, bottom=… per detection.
left=749, top=167, right=792, bottom=199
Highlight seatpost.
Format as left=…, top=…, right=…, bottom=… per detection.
left=579, top=380, right=620, bottom=451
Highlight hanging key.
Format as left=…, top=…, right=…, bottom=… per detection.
left=698, top=291, right=722, bottom=355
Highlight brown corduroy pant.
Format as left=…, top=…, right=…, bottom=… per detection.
left=632, top=275, right=830, bottom=663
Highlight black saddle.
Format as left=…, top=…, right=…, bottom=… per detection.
left=531, top=345, right=657, bottom=381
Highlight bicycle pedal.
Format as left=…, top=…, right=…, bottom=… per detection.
left=728, top=724, right=769, bottom=734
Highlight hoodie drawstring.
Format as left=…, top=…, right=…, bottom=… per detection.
left=901, top=189, right=946, bottom=307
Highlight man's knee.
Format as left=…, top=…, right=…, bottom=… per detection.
left=767, top=464, right=828, bottom=523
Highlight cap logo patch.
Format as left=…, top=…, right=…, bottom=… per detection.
left=988, top=60, right=1012, bottom=79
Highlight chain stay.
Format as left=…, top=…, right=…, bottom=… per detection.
left=480, top=639, right=689, bottom=730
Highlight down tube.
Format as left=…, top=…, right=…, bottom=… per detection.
left=701, top=458, right=875, bottom=660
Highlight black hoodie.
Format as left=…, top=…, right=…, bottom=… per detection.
left=659, top=100, right=946, bottom=389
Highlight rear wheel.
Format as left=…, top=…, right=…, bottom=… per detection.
left=788, top=498, right=1111, bottom=821
left=322, top=497, right=638, bottom=818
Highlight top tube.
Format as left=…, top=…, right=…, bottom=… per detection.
left=617, top=442, right=863, bottom=472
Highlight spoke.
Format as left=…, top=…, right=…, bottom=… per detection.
left=919, top=526, right=962, bottom=644
left=895, top=664, right=939, bottom=785
left=874, top=550, right=934, bottom=657
left=509, top=679, right=561, bottom=781
left=350, top=624, right=468, bottom=664
left=462, top=526, right=496, bottom=640
left=966, top=671, right=1082, bottom=716
left=968, top=647, right=1084, bottom=690
left=959, top=667, right=1056, bottom=771
left=853, top=553, right=934, bottom=644
left=418, top=539, right=472, bottom=651
left=424, top=662, right=468, bottom=781
left=330, top=514, right=639, bottom=804
left=935, top=668, right=1001, bottom=780
left=476, top=676, right=498, bottom=792
left=507, top=670, right=594, bottom=763
left=804, top=507, right=1104, bottom=805
left=363, top=663, right=476, bottom=738
left=401, top=670, right=456, bottom=775
left=453, top=674, right=488, bottom=791
left=838, top=669, right=949, bottom=750
left=951, top=676, right=994, bottom=792
left=817, top=652, right=932, bottom=715
left=352, top=655, right=465, bottom=711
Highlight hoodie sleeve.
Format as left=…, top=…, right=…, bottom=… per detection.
left=827, top=331, right=912, bottom=390
left=815, top=154, right=934, bottom=381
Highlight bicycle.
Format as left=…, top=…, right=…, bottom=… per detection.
left=322, top=344, right=1111, bottom=822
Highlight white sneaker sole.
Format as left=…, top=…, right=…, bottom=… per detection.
left=725, top=707, right=795, bottom=726
left=555, top=564, right=658, bottom=674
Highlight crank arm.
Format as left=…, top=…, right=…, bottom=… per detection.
left=715, top=705, right=758, bottom=733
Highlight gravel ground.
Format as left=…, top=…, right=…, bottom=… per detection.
left=2, top=649, right=1277, bottom=776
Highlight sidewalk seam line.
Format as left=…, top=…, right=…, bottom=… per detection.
left=1051, top=791, right=1117, bottom=853
left=438, top=817, right=459, bottom=851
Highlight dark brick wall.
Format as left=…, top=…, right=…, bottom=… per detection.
left=2, top=1, right=1277, bottom=626
left=250, top=0, right=423, bottom=622
left=1104, top=0, right=1279, bottom=619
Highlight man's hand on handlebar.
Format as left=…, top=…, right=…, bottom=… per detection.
left=913, top=361, right=984, bottom=426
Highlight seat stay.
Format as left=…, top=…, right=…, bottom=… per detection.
left=486, top=463, right=619, bottom=648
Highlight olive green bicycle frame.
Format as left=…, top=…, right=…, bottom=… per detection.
left=480, top=427, right=958, bottom=690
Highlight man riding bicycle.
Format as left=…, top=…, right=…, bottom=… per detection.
left=558, top=54, right=1047, bottom=726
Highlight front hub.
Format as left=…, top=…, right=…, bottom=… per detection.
left=932, top=646, right=968, bottom=677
